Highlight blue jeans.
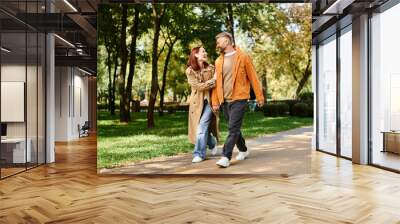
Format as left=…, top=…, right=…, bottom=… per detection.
left=193, top=101, right=217, bottom=159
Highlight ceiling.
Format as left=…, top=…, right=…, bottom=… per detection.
left=0, top=0, right=99, bottom=74
left=312, top=0, right=390, bottom=43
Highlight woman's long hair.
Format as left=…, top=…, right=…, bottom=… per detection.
left=187, top=46, right=209, bottom=71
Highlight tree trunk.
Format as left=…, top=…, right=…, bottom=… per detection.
left=121, top=6, right=140, bottom=123
left=111, top=52, right=118, bottom=115
left=148, top=4, right=166, bottom=128
left=105, top=44, right=113, bottom=113
left=262, top=74, right=268, bottom=102
left=159, top=41, right=175, bottom=116
left=173, top=91, right=177, bottom=102
left=119, top=5, right=128, bottom=123
left=227, top=4, right=235, bottom=45
left=295, top=59, right=311, bottom=98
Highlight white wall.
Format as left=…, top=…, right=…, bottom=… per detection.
left=72, top=72, right=89, bottom=138
left=1, top=65, right=35, bottom=139
left=1, top=63, right=46, bottom=164
left=55, top=66, right=89, bottom=141
left=55, top=66, right=69, bottom=141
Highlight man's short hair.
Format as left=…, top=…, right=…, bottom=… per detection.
left=216, top=32, right=233, bottom=44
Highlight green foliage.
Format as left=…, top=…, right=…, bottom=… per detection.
left=263, top=103, right=290, bottom=117
left=97, top=3, right=312, bottom=120
left=251, top=4, right=312, bottom=99
left=292, top=102, right=312, bottom=117
left=298, top=91, right=314, bottom=106
left=164, top=105, right=190, bottom=114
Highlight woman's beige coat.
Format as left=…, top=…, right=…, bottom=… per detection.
left=185, top=65, right=220, bottom=144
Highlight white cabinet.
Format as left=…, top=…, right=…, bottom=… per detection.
left=1, top=138, right=32, bottom=163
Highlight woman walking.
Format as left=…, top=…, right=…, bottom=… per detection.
left=185, top=46, right=220, bottom=163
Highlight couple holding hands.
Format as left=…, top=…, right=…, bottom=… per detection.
left=186, top=32, right=264, bottom=168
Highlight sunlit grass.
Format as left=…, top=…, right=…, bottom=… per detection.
left=97, top=111, right=313, bottom=168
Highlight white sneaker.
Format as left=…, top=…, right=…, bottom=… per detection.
left=210, top=146, right=220, bottom=156
left=236, top=151, right=249, bottom=161
left=192, top=156, right=204, bottom=163
left=216, top=157, right=230, bottom=168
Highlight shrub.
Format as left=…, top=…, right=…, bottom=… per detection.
left=167, top=106, right=175, bottom=114
left=298, top=92, right=314, bottom=108
left=268, top=100, right=299, bottom=116
left=287, top=100, right=300, bottom=116
left=292, top=102, right=312, bottom=117
left=299, top=92, right=313, bottom=102
left=163, top=105, right=189, bottom=114
left=277, top=103, right=289, bottom=115
left=97, top=104, right=108, bottom=110
left=307, top=105, right=314, bottom=117
left=97, top=104, right=121, bottom=111
left=131, top=100, right=141, bottom=112
left=263, top=103, right=289, bottom=117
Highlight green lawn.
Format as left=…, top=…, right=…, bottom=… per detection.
left=97, top=111, right=313, bottom=168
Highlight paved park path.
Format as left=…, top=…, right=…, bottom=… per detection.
left=99, top=126, right=313, bottom=176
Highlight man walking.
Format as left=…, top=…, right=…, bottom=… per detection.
left=211, top=32, right=264, bottom=168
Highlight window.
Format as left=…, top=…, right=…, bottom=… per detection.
left=317, top=35, right=337, bottom=154
left=0, top=1, right=46, bottom=179
left=370, top=3, right=400, bottom=171
left=339, top=26, right=352, bottom=158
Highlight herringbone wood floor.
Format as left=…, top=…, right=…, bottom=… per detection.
left=1, top=134, right=400, bottom=223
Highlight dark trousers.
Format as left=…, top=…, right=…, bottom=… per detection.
left=221, top=100, right=248, bottom=160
